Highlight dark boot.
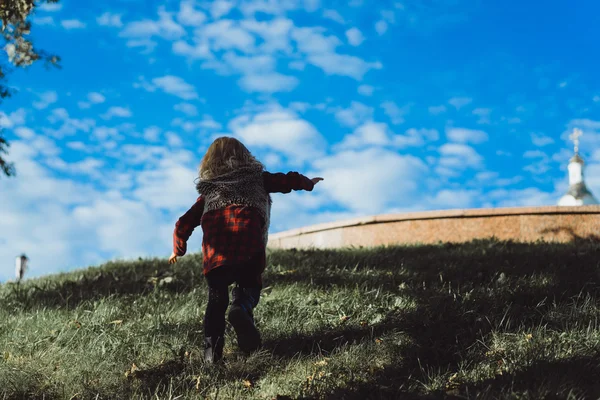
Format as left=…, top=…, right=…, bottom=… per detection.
left=228, top=287, right=261, bottom=352
left=204, top=336, right=224, bottom=363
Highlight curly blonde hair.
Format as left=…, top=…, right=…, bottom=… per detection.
left=198, top=137, right=264, bottom=180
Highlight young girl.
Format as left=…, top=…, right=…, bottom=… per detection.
left=169, top=137, right=323, bottom=363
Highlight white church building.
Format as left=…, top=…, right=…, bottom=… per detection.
left=558, top=128, right=599, bottom=206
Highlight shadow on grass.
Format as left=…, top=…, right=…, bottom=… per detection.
left=463, top=355, right=600, bottom=399
left=0, top=254, right=205, bottom=310
left=257, top=238, right=600, bottom=398
left=4, top=238, right=600, bottom=399
left=316, top=355, right=600, bottom=400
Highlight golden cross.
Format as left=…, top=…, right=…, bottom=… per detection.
left=569, top=128, right=583, bottom=154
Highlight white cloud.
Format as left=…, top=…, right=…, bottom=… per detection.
left=429, top=105, right=447, bottom=115
left=523, top=150, right=547, bottom=158
left=43, top=109, right=96, bottom=138
left=336, top=123, right=438, bottom=150
left=438, top=143, right=483, bottom=169
left=143, top=126, right=162, bottom=142
left=46, top=157, right=105, bottom=179
left=139, top=75, right=199, bottom=100
left=393, top=128, right=439, bottom=147
left=66, top=141, right=91, bottom=152
left=475, top=171, right=499, bottom=182
left=381, top=9, right=396, bottom=23
left=210, top=0, right=235, bottom=19
left=292, top=26, right=340, bottom=54
left=263, top=153, right=283, bottom=168
left=288, top=60, right=305, bottom=70
left=345, top=28, right=365, bottom=46
left=38, top=3, right=63, bottom=12
left=47, top=108, right=69, bottom=123
left=88, top=92, right=106, bottom=104
left=523, top=153, right=552, bottom=175
left=336, top=122, right=389, bottom=149
left=166, top=132, right=183, bottom=147
left=358, top=85, right=374, bottom=96
left=130, top=150, right=198, bottom=210
left=0, top=139, right=142, bottom=280
left=381, top=101, right=408, bottom=125
left=172, top=115, right=222, bottom=132
left=229, top=106, right=327, bottom=164
left=28, top=134, right=62, bottom=158
left=240, top=18, right=294, bottom=54
left=375, top=20, right=388, bottom=35
left=221, top=53, right=276, bottom=75
left=448, top=97, right=472, bottom=110
left=203, top=19, right=256, bottom=51
left=292, top=26, right=382, bottom=80
left=178, top=0, right=207, bottom=26
left=97, top=12, right=123, bottom=27
left=172, top=39, right=211, bottom=59
left=14, top=127, right=35, bottom=139
left=239, top=0, right=317, bottom=16
left=126, top=39, right=158, bottom=53
left=61, top=19, right=87, bottom=29
left=101, top=106, right=132, bottom=120
left=446, top=127, right=488, bottom=144
left=33, top=91, right=58, bottom=110
left=289, top=102, right=311, bottom=113
left=311, top=148, right=428, bottom=214
left=120, top=7, right=185, bottom=41
left=308, top=54, right=382, bottom=80
left=472, top=108, right=491, bottom=124
left=174, top=103, right=198, bottom=117
left=71, top=196, right=176, bottom=261
left=92, top=126, right=121, bottom=140
left=496, top=176, right=524, bottom=186
left=568, top=119, right=600, bottom=130
left=323, top=9, right=346, bottom=24
left=303, top=0, right=320, bottom=12
left=195, top=51, right=297, bottom=93
left=239, top=73, right=299, bottom=93
left=334, top=101, right=373, bottom=127
left=32, top=16, right=55, bottom=25
left=584, top=164, right=600, bottom=198
left=424, top=189, right=478, bottom=210
left=268, top=191, right=356, bottom=234
left=487, top=188, right=558, bottom=208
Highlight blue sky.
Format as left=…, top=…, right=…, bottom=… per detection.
left=1, top=0, right=600, bottom=280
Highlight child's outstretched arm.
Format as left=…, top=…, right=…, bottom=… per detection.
left=170, top=196, right=205, bottom=264
left=263, top=171, right=323, bottom=194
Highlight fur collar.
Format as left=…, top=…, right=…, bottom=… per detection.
left=197, top=165, right=272, bottom=246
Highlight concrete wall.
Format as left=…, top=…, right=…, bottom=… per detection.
left=267, top=206, right=600, bottom=249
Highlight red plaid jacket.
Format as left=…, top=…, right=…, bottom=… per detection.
left=173, top=171, right=315, bottom=276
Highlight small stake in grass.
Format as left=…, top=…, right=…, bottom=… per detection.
left=15, top=253, right=28, bottom=283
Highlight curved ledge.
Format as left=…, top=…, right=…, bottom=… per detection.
left=268, top=205, right=600, bottom=249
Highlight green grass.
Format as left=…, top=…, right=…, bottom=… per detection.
left=1, top=238, right=600, bottom=399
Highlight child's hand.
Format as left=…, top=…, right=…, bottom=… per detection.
left=311, top=177, right=324, bottom=185
left=169, top=252, right=178, bottom=264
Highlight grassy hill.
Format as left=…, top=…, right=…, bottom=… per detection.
left=1, top=239, right=600, bottom=399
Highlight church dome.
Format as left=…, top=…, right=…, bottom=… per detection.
left=558, top=128, right=598, bottom=206
left=558, top=182, right=598, bottom=206
left=570, top=153, right=584, bottom=165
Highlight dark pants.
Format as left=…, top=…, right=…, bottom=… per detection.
left=204, top=264, right=262, bottom=341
